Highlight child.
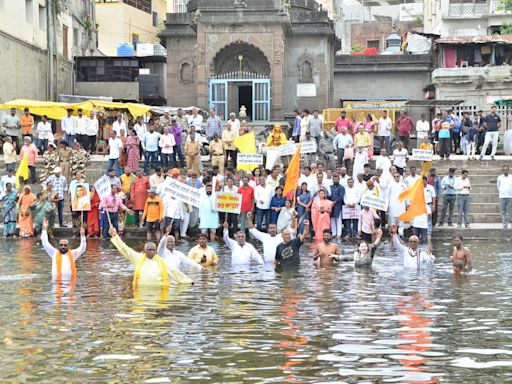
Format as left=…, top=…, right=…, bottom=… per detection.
left=466, top=122, right=478, bottom=160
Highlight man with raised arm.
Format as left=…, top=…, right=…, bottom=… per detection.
left=109, top=226, right=193, bottom=286
left=275, top=220, right=310, bottom=267
left=157, top=226, right=205, bottom=272
left=247, top=212, right=283, bottom=263
left=390, top=225, right=435, bottom=268
left=223, top=221, right=263, bottom=266
left=41, top=218, right=86, bottom=281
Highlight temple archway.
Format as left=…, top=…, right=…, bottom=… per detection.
left=212, top=42, right=271, bottom=77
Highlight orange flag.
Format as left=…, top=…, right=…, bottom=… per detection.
left=398, top=177, right=427, bottom=222
left=283, top=144, right=301, bottom=199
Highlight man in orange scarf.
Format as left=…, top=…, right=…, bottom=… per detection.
left=41, top=218, right=86, bottom=281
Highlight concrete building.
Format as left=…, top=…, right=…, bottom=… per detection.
left=95, top=0, right=167, bottom=56
left=0, top=0, right=97, bottom=102
left=161, top=0, right=337, bottom=121
left=424, top=0, right=512, bottom=36
left=350, top=20, right=422, bottom=53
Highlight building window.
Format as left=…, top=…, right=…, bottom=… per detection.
left=152, top=11, right=158, bottom=27
left=26, top=0, right=33, bottom=23
left=63, top=25, right=69, bottom=59
left=77, top=58, right=140, bottom=82
left=174, top=0, right=188, bottom=13
left=39, top=5, right=46, bottom=31
left=367, top=40, right=380, bottom=50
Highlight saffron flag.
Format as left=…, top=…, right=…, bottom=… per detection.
left=233, top=131, right=257, bottom=172
left=283, top=144, right=301, bottom=198
left=15, top=155, right=29, bottom=188
left=397, top=177, right=427, bottom=222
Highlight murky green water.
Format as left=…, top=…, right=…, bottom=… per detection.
left=1, top=237, right=512, bottom=383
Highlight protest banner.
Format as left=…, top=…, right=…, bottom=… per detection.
left=360, top=194, right=388, bottom=211
left=342, top=205, right=360, bottom=220
left=93, top=176, right=111, bottom=200
left=412, top=148, right=433, bottom=161
left=266, top=148, right=280, bottom=170
left=237, top=153, right=264, bottom=165
left=299, top=141, right=317, bottom=154
left=161, top=178, right=202, bottom=208
left=71, top=183, right=91, bottom=211
left=278, top=142, right=317, bottom=157
left=214, top=193, right=242, bottom=214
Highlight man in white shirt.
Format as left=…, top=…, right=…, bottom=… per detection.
left=36, top=115, right=52, bottom=153
left=61, top=108, right=76, bottom=146
left=247, top=213, right=283, bottom=263
left=404, top=166, right=420, bottom=188
left=298, top=166, right=316, bottom=190
left=392, top=141, right=408, bottom=176
left=187, top=107, right=203, bottom=128
left=106, top=130, right=123, bottom=176
left=377, top=110, right=393, bottom=152
left=423, top=177, right=436, bottom=237
left=112, top=113, right=127, bottom=137
left=86, top=111, right=99, bottom=154
left=375, top=147, right=392, bottom=180
left=157, top=234, right=204, bottom=272
left=415, top=114, right=430, bottom=147
left=223, top=222, right=263, bottom=266
left=390, top=225, right=434, bottom=269
left=454, top=169, right=471, bottom=228
left=75, top=108, right=88, bottom=149
left=254, top=176, right=273, bottom=230
left=497, top=165, right=512, bottom=228
left=228, top=112, right=240, bottom=137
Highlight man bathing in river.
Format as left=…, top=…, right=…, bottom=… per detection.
left=313, top=228, right=340, bottom=267
left=109, top=226, right=193, bottom=286
left=451, top=234, right=472, bottom=274
left=41, top=218, right=86, bottom=281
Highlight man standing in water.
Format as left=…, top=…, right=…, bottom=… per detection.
left=451, top=234, right=472, bottom=274
left=109, top=227, right=193, bottom=286
left=157, top=229, right=205, bottom=272
left=390, top=225, right=435, bottom=268
left=41, top=218, right=86, bottom=281
left=223, top=222, right=264, bottom=266
left=313, top=229, right=340, bottom=267
left=247, top=212, right=283, bottom=263
left=275, top=220, right=310, bottom=267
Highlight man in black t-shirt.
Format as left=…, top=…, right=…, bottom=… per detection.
left=480, top=106, right=502, bottom=160
left=275, top=220, right=310, bottom=266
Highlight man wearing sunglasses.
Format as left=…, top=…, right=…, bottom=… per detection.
left=41, top=217, right=86, bottom=281
left=390, top=225, right=435, bottom=269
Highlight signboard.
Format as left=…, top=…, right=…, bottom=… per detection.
left=412, top=148, right=433, bottom=161
left=342, top=101, right=407, bottom=109
left=297, top=83, right=317, bottom=97
left=161, top=179, right=202, bottom=208
left=237, top=153, right=264, bottom=165
left=342, top=205, right=360, bottom=219
left=278, top=142, right=317, bottom=157
left=214, top=193, right=242, bottom=214
left=266, top=148, right=280, bottom=170
left=93, top=176, right=112, bottom=200
left=360, top=194, right=388, bottom=211
left=71, top=183, right=91, bottom=212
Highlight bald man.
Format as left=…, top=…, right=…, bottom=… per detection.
left=157, top=231, right=205, bottom=272
left=390, top=225, right=435, bottom=268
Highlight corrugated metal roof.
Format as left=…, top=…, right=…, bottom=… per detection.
left=436, top=35, right=512, bottom=45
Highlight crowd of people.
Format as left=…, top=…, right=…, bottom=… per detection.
left=1, top=104, right=510, bottom=280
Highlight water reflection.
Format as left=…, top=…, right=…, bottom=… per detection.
left=0, top=238, right=511, bottom=382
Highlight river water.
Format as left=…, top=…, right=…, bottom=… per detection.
left=1, top=236, right=511, bottom=383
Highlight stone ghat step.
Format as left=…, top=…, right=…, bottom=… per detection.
left=435, top=214, right=502, bottom=223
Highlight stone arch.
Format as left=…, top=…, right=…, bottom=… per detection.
left=297, top=49, right=315, bottom=83
left=211, top=41, right=271, bottom=77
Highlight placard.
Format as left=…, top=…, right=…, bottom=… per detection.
left=237, top=153, right=264, bottom=165
left=360, top=194, right=388, bottom=211
left=214, top=193, right=242, bottom=214
left=342, top=205, right=361, bottom=219
left=266, top=148, right=280, bottom=170
left=278, top=142, right=317, bottom=157
left=71, top=183, right=91, bottom=211
left=412, top=148, right=433, bottom=161
left=93, top=176, right=112, bottom=200
left=160, top=178, right=202, bottom=208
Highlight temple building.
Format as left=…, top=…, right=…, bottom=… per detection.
left=161, top=0, right=337, bottom=120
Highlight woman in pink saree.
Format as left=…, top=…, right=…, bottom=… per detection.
left=126, top=128, right=140, bottom=171
left=311, top=189, right=333, bottom=242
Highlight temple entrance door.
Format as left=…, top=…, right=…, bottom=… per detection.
left=253, top=79, right=271, bottom=121
left=237, top=84, right=252, bottom=120
left=209, top=80, right=228, bottom=120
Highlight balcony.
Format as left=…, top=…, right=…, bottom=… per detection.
left=432, top=66, right=512, bottom=82
left=447, top=0, right=512, bottom=17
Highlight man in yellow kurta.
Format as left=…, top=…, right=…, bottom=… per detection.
left=109, top=226, right=193, bottom=286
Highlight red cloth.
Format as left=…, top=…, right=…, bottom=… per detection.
left=396, top=116, right=414, bottom=136
left=87, top=191, right=100, bottom=236
left=237, top=185, right=254, bottom=213
left=130, top=176, right=149, bottom=211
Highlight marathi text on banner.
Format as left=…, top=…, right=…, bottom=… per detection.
left=342, top=205, right=361, bottom=219
left=214, top=193, right=242, bottom=214
left=237, top=153, right=264, bottom=165
left=360, top=195, right=388, bottom=211
left=412, top=148, right=433, bottom=161
left=160, top=179, right=202, bottom=208
left=93, top=175, right=112, bottom=200
left=278, top=142, right=317, bottom=156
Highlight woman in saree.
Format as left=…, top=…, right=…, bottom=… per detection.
left=18, top=185, right=37, bottom=238
left=269, top=186, right=286, bottom=225
left=296, top=182, right=312, bottom=234
left=126, top=128, right=140, bottom=172
left=87, top=186, right=101, bottom=237
left=1, top=182, right=18, bottom=238
left=119, top=128, right=128, bottom=168
left=277, top=199, right=296, bottom=232
left=311, top=189, right=333, bottom=242
left=31, top=192, right=55, bottom=236
left=419, top=136, right=434, bottom=176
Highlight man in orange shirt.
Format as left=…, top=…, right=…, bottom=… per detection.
left=20, top=108, right=34, bottom=141
left=19, top=136, right=39, bottom=184
left=142, top=188, right=164, bottom=242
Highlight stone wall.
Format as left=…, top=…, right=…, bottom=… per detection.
left=350, top=21, right=422, bottom=52
left=0, top=31, right=72, bottom=103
